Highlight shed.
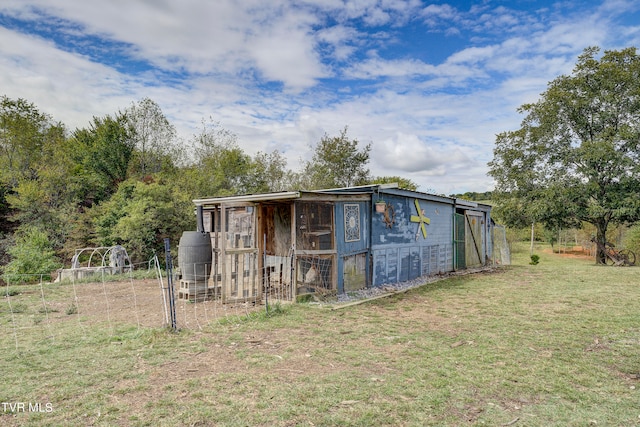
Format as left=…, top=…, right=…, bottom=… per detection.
left=189, top=184, right=496, bottom=303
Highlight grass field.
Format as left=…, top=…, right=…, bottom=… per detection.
left=1, top=243, right=639, bottom=426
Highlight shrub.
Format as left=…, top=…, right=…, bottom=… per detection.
left=2, top=227, right=62, bottom=284
left=530, top=254, right=540, bottom=265
left=623, top=224, right=640, bottom=255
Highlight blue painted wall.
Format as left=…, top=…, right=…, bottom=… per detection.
left=334, top=201, right=370, bottom=292
left=371, top=194, right=454, bottom=286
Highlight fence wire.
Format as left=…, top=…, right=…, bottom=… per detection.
left=0, top=256, right=280, bottom=353
left=492, top=225, right=511, bottom=266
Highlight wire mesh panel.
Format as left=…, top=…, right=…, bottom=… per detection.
left=296, top=202, right=334, bottom=251
left=263, top=252, right=294, bottom=302
left=296, top=255, right=334, bottom=296
left=492, top=224, right=511, bottom=266
left=222, top=206, right=259, bottom=303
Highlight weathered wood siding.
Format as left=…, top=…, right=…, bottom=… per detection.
left=371, top=195, right=454, bottom=286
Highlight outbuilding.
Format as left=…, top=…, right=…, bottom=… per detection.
left=187, top=184, right=500, bottom=303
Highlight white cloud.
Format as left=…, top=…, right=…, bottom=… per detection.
left=0, top=26, right=135, bottom=128
left=1, top=0, right=639, bottom=196
left=375, top=133, right=470, bottom=174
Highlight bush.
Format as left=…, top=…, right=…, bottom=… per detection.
left=623, top=224, right=640, bottom=256
left=1, top=227, right=61, bottom=284
left=530, top=254, right=540, bottom=265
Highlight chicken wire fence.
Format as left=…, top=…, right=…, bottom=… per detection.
left=492, top=224, right=511, bottom=266
left=0, top=249, right=313, bottom=353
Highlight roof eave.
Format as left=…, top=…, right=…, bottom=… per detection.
left=193, top=191, right=301, bottom=207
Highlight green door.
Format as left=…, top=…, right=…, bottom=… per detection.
left=454, top=213, right=466, bottom=270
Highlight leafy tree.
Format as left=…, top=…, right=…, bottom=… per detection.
left=0, top=96, right=82, bottom=258
left=124, top=98, right=179, bottom=176
left=370, top=176, right=419, bottom=191
left=183, top=119, right=253, bottom=197
left=71, top=113, right=135, bottom=204
left=92, top=178, right=194, bottom=263
left=2, top=227, right=61, bottom=283
left=0, top=96, right=65, bottom=186
left=0, top=96, right=67, bottom=233
left=488, top=47, right=640, bottom=264
left=91, top=179, right=136, bottom=247
left=303, top=126, right=371, bottom=189
left=246, top=150, right=289, bottom=193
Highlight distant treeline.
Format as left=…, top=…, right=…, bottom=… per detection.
left=450, top=191, right=493, bottom=202
left=0, top=96, right=415, bottom=278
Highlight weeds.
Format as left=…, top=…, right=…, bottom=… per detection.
left=65, top=303, right=77, bottom=315
left=3, top=287, right=21, bottom=297
left=1, top=242, right=639, bottom=426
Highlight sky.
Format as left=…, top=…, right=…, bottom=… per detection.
left=1, top=0, right=639, bottom=195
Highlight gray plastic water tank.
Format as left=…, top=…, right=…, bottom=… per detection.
left=178, top=231, right=212, bottom=283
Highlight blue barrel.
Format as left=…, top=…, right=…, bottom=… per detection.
left=178, top=231, right=212, bottom=283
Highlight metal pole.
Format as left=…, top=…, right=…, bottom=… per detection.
left=164, top=238, right=177, bottom=331
left=155, top=254, right=169, bottom=325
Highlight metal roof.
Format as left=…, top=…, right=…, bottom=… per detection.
left=193, top=184, right=491, bottom=211
left=193, top=191, right=301, bottom=206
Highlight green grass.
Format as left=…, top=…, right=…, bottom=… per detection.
left=1, top=242, right=639, bottom=426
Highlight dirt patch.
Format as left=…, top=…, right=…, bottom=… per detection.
left=543, top=247, right=594, bottom=260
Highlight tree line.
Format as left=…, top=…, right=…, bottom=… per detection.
left=0, top=96, right=416, bottom=280
left=4, top=45, right=639, bottom=278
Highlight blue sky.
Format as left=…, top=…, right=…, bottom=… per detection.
left=1, top=0, right=639, bottom=194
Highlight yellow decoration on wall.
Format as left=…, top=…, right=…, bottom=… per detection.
left=410, top=199, right=430, bottom=238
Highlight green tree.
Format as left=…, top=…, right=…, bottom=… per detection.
left=246, top=150, right=289, bottom=193
left=303, top=126, right=371, bottom=189
left=71, top=113, right=135, bottom=204
left=0, top=96, right=67, bottom=229
left=2, top=227, right=62, bottom=283
left=124, top=98, right=180, bottom=176
left=0, top=96, right=78, bottom=255
left=488, top=47, right=640, bottom=264
left=183, top=119, right=253, bottom=197
left=0, top=96, right=65, bottom=186
left=92, top=179, right=194, bottom=263
left=370, top=176, right=419, bottom=191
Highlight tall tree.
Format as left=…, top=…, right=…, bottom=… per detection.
left=124, top=98, right=179, bottom=176
left=302, top=126, right=371, bottom=189
left=183, top=119, right=253, bottom=197
left=246, top=150, right=289, bottom=193
left=488, top=47, right=640, bottom=264
left=71, top=113, right=135, bottom=204
left=0, top=96, right=64, bottom=186
left=0, top=96, right=68, bottom=240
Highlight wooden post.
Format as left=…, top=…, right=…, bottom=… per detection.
left=530, top=222, right=535, bottom=256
